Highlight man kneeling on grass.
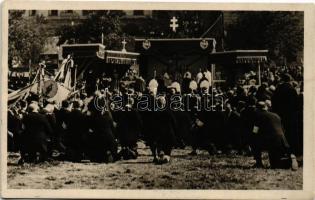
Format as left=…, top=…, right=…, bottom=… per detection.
left=251, top=101, right=298, bottom=170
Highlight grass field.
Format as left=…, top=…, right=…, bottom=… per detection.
left=7, top=142, right=302, bottom=190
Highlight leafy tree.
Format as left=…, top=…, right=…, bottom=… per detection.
left=225, top=11, right=303, bottom=63
left=9, top=10, right=47, bottom=68
left=56, top=10, right=132, bottom=51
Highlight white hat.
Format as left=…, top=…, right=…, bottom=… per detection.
left=184, top=71, right=192, bottom=79
left=265, top=100, right=272, bottom=108
left=28, top=102, right=39, bottom=112
left=163, top=72, right=170, bottom=79
left=168, top=82, right=181, bottom=93
left=200, top=79, right=210, bottom=89
left=189, top=80, right=198, bottom=90
left=269, top=85, right=276, bottom=92
left=148, top=79, right=158, bottom=89
left=43, top=104, right=55, bottom=113
left=203, top=70, right=212, bottom=82
left=196, top=72, right=203, bottom=83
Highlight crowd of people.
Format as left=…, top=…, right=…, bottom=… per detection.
left=8, top=63, right=303, bottom=170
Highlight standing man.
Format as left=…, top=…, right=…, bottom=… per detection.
left=271, top=73, right=299, bottom=155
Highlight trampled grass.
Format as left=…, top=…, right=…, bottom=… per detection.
left=7, top=142, right=302, bottom=190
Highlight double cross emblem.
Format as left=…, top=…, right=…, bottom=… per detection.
left=170, top=16, right=179, bottom=32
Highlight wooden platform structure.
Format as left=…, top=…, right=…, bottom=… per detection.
left=208, top=50, right=268, bottom=86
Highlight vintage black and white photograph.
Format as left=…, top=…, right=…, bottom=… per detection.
left=2, top=2, right=310, bottom=196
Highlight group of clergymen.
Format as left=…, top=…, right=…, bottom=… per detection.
left=8, top=67, right=303, bottom=170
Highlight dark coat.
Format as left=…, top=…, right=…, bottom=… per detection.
left=66, top=109, right=89, bottom=149
left=240, top=106, right=258, bottom=144
left=45, top=113, right=57, bottom=139
left=271, top=82, right=299, bottom=154
left=55, top=108, right=70, bottom=128
left=115, top=109, right=142, bottom=147
left=191, top=108, right=215, bottom=149
left=211, top=110, right=227, bottom=148
left=272, top=82, right=298, bottom=116
left=225, top=110, right=241, bottom=148
left=22, top=112, right=53, bottom=153
left=152, top=110, right=177, bottom=150
left=7, top=109, right=23, bottom=152
left=88, top=111, right=117, bottom=154
left=253, top=110, right=290, bottom=153
left=181, top=78, right=191, bottom=94
left=54, top=108, right=70, bottom=138
left=172, top=110, right=192, bottom=145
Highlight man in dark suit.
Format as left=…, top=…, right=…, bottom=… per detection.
left=54, top=100, right=71, bottom=154
left=251, top=101, right=298, bottom=170
left=271, top=73, right=299, bottom=155
left=21, top=102, right=53, bottom=163
left=66, top=100, right=89, bottom=161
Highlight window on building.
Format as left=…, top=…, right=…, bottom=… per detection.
left=29, top=10, right=36, bottom=16
left=133, top=10, right=144, bottom=16
left=65, top=10, right=73, bottom=14
left=49, top=10, right=58, bottom=16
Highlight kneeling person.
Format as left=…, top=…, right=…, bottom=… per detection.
left=251, top=101, right=298, bottom=170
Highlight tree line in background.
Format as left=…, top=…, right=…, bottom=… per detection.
left=224, top=11, right=303, bottom=64
left=8, top=10, right=303, bottom=67
left=9, top=10, right=47, bottom=68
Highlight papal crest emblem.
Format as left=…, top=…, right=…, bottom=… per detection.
left=200, top=39, right=209, bottom=50
left=142, top=39, right=151, bottom=50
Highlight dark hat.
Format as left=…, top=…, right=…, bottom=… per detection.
left=282, top=73, right=292, bottom=82
left=72, top=100, right=81, bottom=109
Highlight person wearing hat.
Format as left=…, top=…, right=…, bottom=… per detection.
left=21, top=102, right=53, bottom=163
left=168, top=82, right=181, bottom=94
left=199, top=79, right=210, bottom=94
left=271, top=73, right=299, bottom=156
left=251, top=101, right=298, bottom=170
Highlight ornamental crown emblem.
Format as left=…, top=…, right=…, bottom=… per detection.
left=200, top=39, right=209, bottom=50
